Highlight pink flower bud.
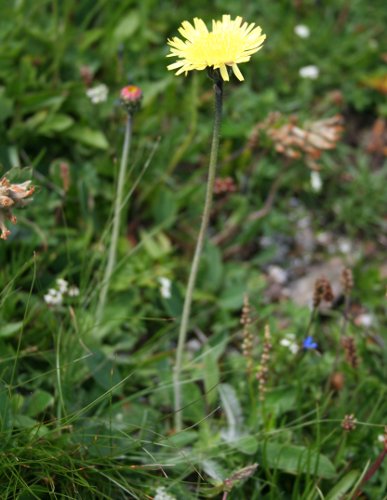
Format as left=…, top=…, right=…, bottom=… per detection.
left=120, top=85, right=142, bottom=103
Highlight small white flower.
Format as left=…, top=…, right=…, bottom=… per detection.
left=294, top=24, right=310, bottom=38
left=56, top=278, right=68, bottom=294
left=68, top=285, right=80, bottom=297
left=268, top=265, right=288, bottom=284
left=154, top=487, right=176, bottom=500
left=377, top=434, right=385, bottom=443
left=280, top=333, right=299, bottom=354
left=356, top=313, right=373, bottom=328
left=289, top=343, right=299, bottom=354
left=86, top=84, right=108, bottom=104
left=299, top=65, right=319, bottom=79
left=158, top=277, right=172, bottom=299
left=186, top=339, right=202, bottom=353
left=337, top=237, right=352, bottom=254
left=44, top=289, right=63, bottom=306
left=310, top=171, right=322, bottom=192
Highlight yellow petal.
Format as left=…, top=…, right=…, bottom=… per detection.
left=232, top=64, right=244, bottom=81
left=194, top=17, right=208, bottom=34
left=167, top=60, right=186, bottom=70
left=219, top=64, right=229, bottom=81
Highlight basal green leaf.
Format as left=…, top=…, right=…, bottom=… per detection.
left=65, top=125, right=109, bottom=150
left=325, top=470, right=360, bottom=500
left=0, top=321, right=23, bottom=338
left=261, top=442, right=336, bottom=479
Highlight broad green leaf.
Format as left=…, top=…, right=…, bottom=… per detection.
left=201, top=459, right=227, bottom=484
left=86, top=350, right=122, bottom=391
left=325, top=470, right=359, bottom=500
left=151, top=187, right=178, bottom=225
left=113, top=13, right=140, bottom=42
left=182, top=382, right=205, bottom=423
left=65, top=125, right=109, bottom=150
left=202, top=347, right=220, bottom=407
left=13, top=415, right=49, bottom=435
left=79, top=28, right=104, bottom=50
left=24, top=110, right=48, bottom=129
left=11, top=393, right=24, bottom=413
left=261, top=442, right=336, bottom=479
left=140, top=231, right=171, bottom=259
left=219, top=284, right=245, bottom=310
left=0, top=321, right=23, bottom=338
left=167, top=430, right=198, bottom=448
left=219, top=383, right=243, bottom=441
left=19, top=92, right=65, bottom=114
left=26, top=390, right=54, bottom=417
left=229, top=434, right=258, bottom=455
left=265, top=387, right=297, bottom=417
left=201, top=243, right=222, bottom=292
left=38, top=114, right=74, bottom=135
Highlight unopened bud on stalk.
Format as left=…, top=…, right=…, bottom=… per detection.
left=120, top=85, right=142, bottom=114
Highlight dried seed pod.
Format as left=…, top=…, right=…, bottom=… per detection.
left=214, top=176, right=237, bottom=194
left=330, top=372, right=345, bottom=392
left=341, top=268, right=354, bottom=295
left=342, top=414, right=357, bottom=432
left=241, top=294, right=254, bottom=374
left=313, top=276, right=334, bottom=307
left=341, top=336, right=359, bottom=369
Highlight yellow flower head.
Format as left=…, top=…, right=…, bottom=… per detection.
left=167, top=15, right=266, bottom=82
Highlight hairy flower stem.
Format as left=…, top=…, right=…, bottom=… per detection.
left=97, top=116, right=132, bottom=328
left=173, top=79, right=223, bottom=432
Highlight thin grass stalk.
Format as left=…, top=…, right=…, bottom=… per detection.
left=96, top=116, right=132, bottom=328
left=173, top=78, right=223, bottom=432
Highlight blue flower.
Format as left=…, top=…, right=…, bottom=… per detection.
left=303, top=336, right=318, bottom=350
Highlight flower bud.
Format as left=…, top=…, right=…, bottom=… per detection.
left=120, top=85, right=142, bottom=114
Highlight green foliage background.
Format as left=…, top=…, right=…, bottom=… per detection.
left=0, top=0, right=386, bottom=498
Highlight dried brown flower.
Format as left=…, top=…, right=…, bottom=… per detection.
left=59, top=162, right=71, bottom=193
left=248, top=113, right=344, bottom=170
left=241, top=294, right=253, bottom=374
left=366, top=118, right=387, bottom=156
left=214, top=176, right=237, bottom=195
left=313, top=276, right=334, bottom=307
left=327, top=90, right=344, bottom=106
left=341, top=268, right=354, bottom=295
left=0, top=177, right=35, bottom=240
left=80, top=65, right=93, bottom=86
left=342, top=336, right=359, bottom=369
left=223, top=463, right=258, bottom=492
left=330, top=372, right=345, bottom=392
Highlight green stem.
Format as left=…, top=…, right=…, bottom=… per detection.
left=173, top=79, right=223, bottom=432
left=96, top=116, right=132, bottom=328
